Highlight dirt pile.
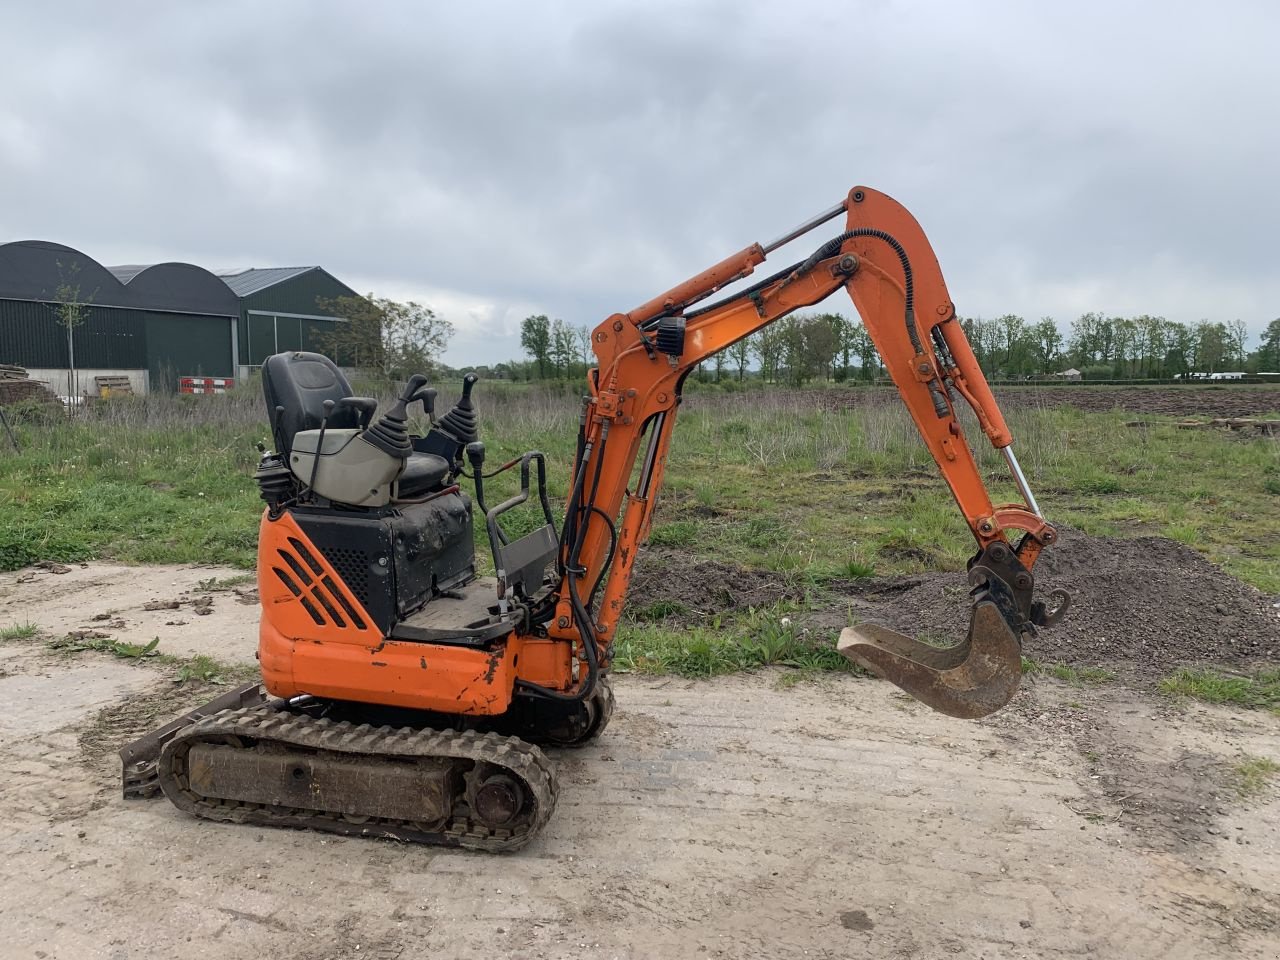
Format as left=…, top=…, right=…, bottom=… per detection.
left=628, top=528, right=1280, bottom=680
left=627, top=554, right=799, bottom=617
left=813, top=385, right=1280, bottom=418
left=871, top=528, right=1280, bottom=676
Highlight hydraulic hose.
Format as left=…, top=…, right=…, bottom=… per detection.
left=793, top=228, right=921, bottom=354
left=522, top=423, right=612, bottom=703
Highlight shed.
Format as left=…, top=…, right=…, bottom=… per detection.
left=217, top=267, right=358, bottom=377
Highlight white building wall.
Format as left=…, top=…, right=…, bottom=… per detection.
left=25, top=368, right=151, bottom=397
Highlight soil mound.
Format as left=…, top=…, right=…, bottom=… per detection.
left=872, top=528, right=1280, bottom=677
left=627, top=528, right=1280, bottom=680
left=627, top=553, right=800, bottom=617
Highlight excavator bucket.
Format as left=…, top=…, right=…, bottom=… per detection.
left=837, top=596, right=1023, bottom=719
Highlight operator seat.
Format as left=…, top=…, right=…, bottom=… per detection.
left=262, top=352, right=359, bottom=458
left=261, top=351, right=449, bottom=498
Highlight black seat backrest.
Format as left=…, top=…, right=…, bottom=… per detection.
left=262, top=352, right=359, bottom=456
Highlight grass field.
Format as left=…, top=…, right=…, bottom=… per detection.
left=2, top=383, right=1277, bottom=591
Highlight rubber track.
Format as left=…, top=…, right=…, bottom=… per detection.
left=157, top=704, right=558, bottom=852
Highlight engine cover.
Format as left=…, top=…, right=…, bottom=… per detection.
left=290, top=493, right=476, bottom=635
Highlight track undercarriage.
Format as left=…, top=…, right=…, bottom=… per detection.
left=122, top=679, right=613, bottom=852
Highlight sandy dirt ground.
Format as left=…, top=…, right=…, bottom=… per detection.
left=1, top=563, right=1278, bottom=960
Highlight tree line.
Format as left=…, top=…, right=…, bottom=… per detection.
left=961, top=313, right=1280, bottom=380
left=496, top=312, right=1280, bottom=384
left=308, top=293, right=1280, bottom=386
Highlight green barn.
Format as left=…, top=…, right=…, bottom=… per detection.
left=217, top=266, right=359, bottom=372
left=0, top=240, right=359, bottom=396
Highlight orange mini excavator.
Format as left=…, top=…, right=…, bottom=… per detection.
left=123, top=186, right=1068, bottom=851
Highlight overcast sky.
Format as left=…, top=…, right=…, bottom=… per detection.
left=2, top=1, right=1277, bottom=366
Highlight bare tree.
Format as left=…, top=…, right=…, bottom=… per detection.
left=576, top=324, right=594, bottom=367
left=728, top=337, right=750, bottom=381
left=53, top=260, right=92, bottom=402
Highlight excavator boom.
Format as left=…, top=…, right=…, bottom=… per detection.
left=546, top=185, right=1067, bottom=717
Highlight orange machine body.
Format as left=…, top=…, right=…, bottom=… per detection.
left=257, top=511, right=573, bottom=714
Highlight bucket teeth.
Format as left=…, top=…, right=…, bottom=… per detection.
left=837, top=597, right=1023, bottom=719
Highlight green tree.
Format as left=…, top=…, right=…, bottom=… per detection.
left=1228, top=319, right=1249, bottom=367
left=315, top=294, right=454, bottom=379
left=750, top=327, right=785, bottom=383
left=550, top=318, right=576, bottom=378
left=1165, top=321, right=1194, bottom=378
left=807, top=313, right=843, bottom=381
left=1069, top=312, right=1116, bottom=367
left=960, top=316, right=1001, bottom=376
left=1111, top=317, right=1136, bottom=376
left=520, top=314, right=552, bottom=378
left=994, top=314, right=1028, bottom=376
left=1193, top=320, right=1228, bottom=374
left=1029, top=317, right=1063, bottom=374
left=779, top=316, right=809, bottom=386
left=1255, top=319, right=1280, bottom=372
left=844, top=321, right=879, bottom=381
left=1132, top=315, right=1164, bottom=377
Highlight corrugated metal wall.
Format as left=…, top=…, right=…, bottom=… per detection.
left=3, top=267, right=359, bottom=386
left=145, top=312, right=233, bottom=389
left=0, top=299, right=147, bottom=368
left=237, top=271, right=353, bottom=366
left=0, top=298, right=232, bottom=387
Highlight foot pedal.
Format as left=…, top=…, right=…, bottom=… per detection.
left=837, top=597, right=1022, bottom=719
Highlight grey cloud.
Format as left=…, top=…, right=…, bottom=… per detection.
left=2, top=1, right=1277, bottom=367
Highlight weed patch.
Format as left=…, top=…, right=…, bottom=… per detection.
left=177, top=654, right=256, bottom=684
left=631, top=599, right=689, bottom=621
left=48, top=633, right=160, bottom=659
left=0, top=621, right=39, bottom=640
left=1233, top=756, right=1280, bottom=798
left=648, top=521, right=700, bottom=547
left=1158, top=668, right=1280, bottom=711
left=842, top=560, right=876, bottom=579
left=195, top=573, right=256, bottom=592
left=613, top=608, right=856, bottom=680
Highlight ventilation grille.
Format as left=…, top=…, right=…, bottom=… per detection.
left=319, top=545, right=371, bottom=609
left=271, top=537, right=368, bottom=631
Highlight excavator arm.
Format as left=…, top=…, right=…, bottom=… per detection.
left=544, top=185, right=1068, bottom=718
